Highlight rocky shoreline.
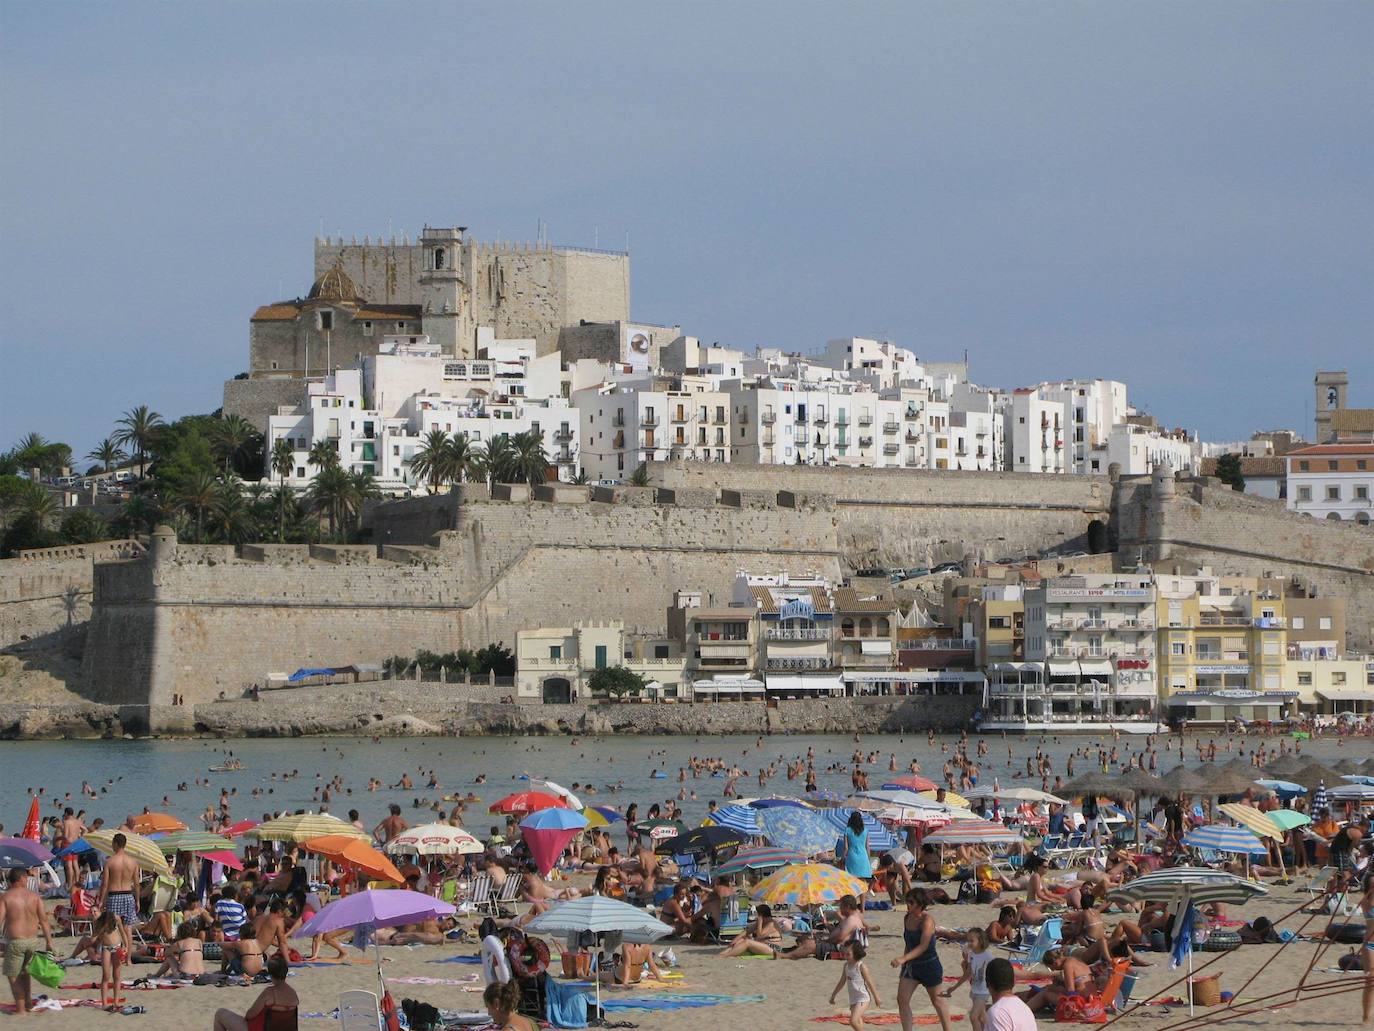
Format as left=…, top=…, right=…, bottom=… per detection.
left=1, top=688, right=980, bottom=740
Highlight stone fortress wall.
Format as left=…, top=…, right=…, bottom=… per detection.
left=0, top=540, right=144, bottom=645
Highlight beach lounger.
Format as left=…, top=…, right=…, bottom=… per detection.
left=337, top=989, right=382, bottom=1030
left=464, top=874, right=495, bottom=915
left=1294, top=866, right=1335, bottom=901
left=493, top=874, right=523, bottom=911
left=1007, top=917, right=1062, bottom=968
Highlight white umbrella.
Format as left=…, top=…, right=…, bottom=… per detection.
left=536, top=780, right=585, bottom=811
left=964, top=786, right=1068, bottom=805
left=383, top=823, right=484, bottom=856
left=860, top=789, right=943, bottom=808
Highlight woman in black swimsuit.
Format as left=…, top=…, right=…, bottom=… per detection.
left=891, top=889, right=951, bottom=1031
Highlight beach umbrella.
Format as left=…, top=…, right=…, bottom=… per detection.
left=85, top=829, right=172, bottom=876
left=705, top=804, right=763, bottom=836
left=301, top=835, right=406, bottom=885
left=1296, top=762, right=1344, bottom=786
left=53, top=838, right=94, bottom=859
left=521, top=808, right=589, bottom=876
left=821, top=808, right=898, bottom=851
left=860, top=789, right=941, bottom=809
left=524, top=895, right=673, bottom=1015
left=534, top=780, right=584, bottom=811
left=253, top=813, right=367, bottom=843
left=922, top=820, right=1022, bottom=846
left=757, top=807, right=840, bottom=856
left=384, top=823, right=483, bottom=857
left=1155, top=766, right=1209, bottom=795
left=155, top=830, right=237, bottom=855
left=580, top=806, right=624, bottom=827
left=1181, top=824, right=1269, bottom=856
left=1217, top=803, right=1288, bottom=878
left=222, top=820, right=260, bottom=838
left=746, top=798, right=812, bottom=810
left=489, top=791, right=564, bottom=815
left=922, top=789, right=970, bottom=808
left=842, top=795, right=892, bottom=812
left=130, top=813, right=187, bottom=835
left=877, top=805, right=960, bottom=828
left=711, top=846, right=807, bottom=879
left=1325, top=784, right=1374, bottom=803
left=1263, top=755, right=1307, bottom=776
left=750, top=862, right=869, bottom=906
left=1342, top=774, right=1374, bottom=786
left=805, top=790, right=847, bottom=806
left=1333, top=758, right=1369, bottom=775
left=0, top=837, right=54, bottom=870
left=657, top=825, right=748, bottom=859
left=1255, top=779, right=1306, bottom=797
left=882, top=774, right=938, bottom=792
left=201, top=850, right=244, bottom=871
left=1108, top=867, right=1269, bottom=908
left=1204, top=769, right=1265, bottom=798
left=296, top=888, right=457, bottom=997
left=964, top=786, right=1068, bottom=805
left=20, top=798, right=40, bottom=841
left=1265, top=810, right=1312, bottom=832
left=1312, top=780, right=1330, bottom=812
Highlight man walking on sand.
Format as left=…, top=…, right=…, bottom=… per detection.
left=2, top=867, right=55, bottom=1015
left=97, top=833, right=139, bottom=953
left=985, top=958, right=1037, bottom=1030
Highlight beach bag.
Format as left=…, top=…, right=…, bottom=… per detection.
left=977, top=884, right=1002, bottom=904
left=26, top=952, right=64, bottom=989
left=957, top=879, right=978, bottom=904
left=1054, top=992, right=1107, bottom=1024
left=380, top=989, right=402, bottom=1031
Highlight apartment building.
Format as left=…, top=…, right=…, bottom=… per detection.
left=667, top=590, right=760, bottom=684
left=573, top=379, right=733, bottom=481
left=514, top=621, right=684, bottom=702
left=1285, top=443, right=1374, bottom=524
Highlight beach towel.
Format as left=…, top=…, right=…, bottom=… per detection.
left=598, top=993, right=766, bottom=1011
left=546, top=974, right=590, bottom=1028
left=430, top=953, right=484, bottom=964
left=813, top=1015, right=966, bottom=1025
left=390, top=975, right=480, bottom=985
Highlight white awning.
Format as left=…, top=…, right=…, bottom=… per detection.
left=692, top=678, right=764, bottom=695
left=990, top=661, right=1041, bottom=673
left=842, top=671, right=986, bottom=684
left=1316, top=690, right=1374, bottom=702
left=1047, top=660, right=1080, bottom=676
left=766, top=674, right=845, bottom=694
left=860, top=640, right=893, bottom=656
left=1079, top=659, right=1113, bottom=676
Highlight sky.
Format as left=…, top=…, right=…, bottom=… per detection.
left=1, top=2, right=1371, bottom=460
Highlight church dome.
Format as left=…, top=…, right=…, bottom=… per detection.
left=307, top=263, right=362, bottom=303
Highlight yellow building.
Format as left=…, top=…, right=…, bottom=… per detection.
left=515, top=621, right=684, bottom=702
left=1283, top=656, right=1374, bottom=715
left=1155, top=572, right=1292, bottom=723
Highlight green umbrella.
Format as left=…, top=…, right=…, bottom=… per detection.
left=1266, top=810, right=1312, bottom=831
left=156, top=830, right=236, bottom=854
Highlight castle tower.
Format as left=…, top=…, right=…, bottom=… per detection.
left=1314, top=370, right=1348, bottom=443
left=417, top=226, right=471, bottom=357
left=1147, top=458, right=1176, bottom=561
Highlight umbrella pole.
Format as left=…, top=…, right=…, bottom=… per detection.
left=373, top=928, right=387, bottom=1000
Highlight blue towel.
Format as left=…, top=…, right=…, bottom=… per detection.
left=428, top=954, right=483, bottom=964
left=545, top=976, right=589, bottom=1028
left=600, top=993, right=767, bottom=1011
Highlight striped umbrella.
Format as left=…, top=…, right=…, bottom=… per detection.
left=750, top=863, right=869, bottom=906
left=1182, top=824, right=1269, bottom=855
left=85, top=829, right=172, bottom=876
left=711, top=846, right=807, bottom=879
left=581, top=806, right=624, bottom=827
left=1107, top=868, right=1268, bottom=907
left=384, top=823, right=483, bottom=856
left=757, top=807, right=841, bottom=856
left=1217, top=804, right=1282, bottom=841
left=1342, top=775, right=1374, bottom=787
left=921, top=819, right=1022, bottom=846
left=882, top=775, right=938, bottom=792
left=253, top=813, right=368, bottom=843
left=922, top=789, right=970, bottom=808
left=821, top=808, right=898, bottom=851
left=746, top=798, right=812, bottom=810
left=1311, top=780, right=1330, bottom=812
left=707, top=804, right=764, bottom=836
left=860, top=789, right=941, bottom=809
left=156, top=830, right=241, bottom=855
left=805, top=790, right=847, bottom=806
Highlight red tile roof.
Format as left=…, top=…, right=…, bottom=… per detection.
left=1288, top=443, right=1374, bottom=456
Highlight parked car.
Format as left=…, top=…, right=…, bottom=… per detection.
left=931, top=561, right=962, bottom=574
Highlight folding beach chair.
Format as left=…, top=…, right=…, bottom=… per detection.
left=464, top=873, right=494, bottom=915
left=338, top=989, right=382, bottom=1030
left=1293, top=865, right=1335, bottom=902
left=1008, top=917, right=1062, bottom=967
left=493, top=873, right=523, bottom=911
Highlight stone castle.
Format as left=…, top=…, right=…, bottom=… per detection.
left=1, top=460, right=1367, bottom=734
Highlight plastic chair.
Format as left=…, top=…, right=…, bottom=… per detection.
left=1008, top=917, right=1062, bottom=967
left=338, top=989, right=381, bottom=1030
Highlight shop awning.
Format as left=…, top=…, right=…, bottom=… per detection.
left=860, top=640, right=893, bottom=656
left=692, top=678, right=764, bottom=695
left=1079, top=659, right=1113, bottom=676
left=1316, top=690, right=1374, bottom=702
left=766, top=674, right=844, bottom=694
left=1047, top=660, right=1079, bottom=676
left=991, top=661, right=1040, bottom=673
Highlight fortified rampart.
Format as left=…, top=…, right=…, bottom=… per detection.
left=0, top=540, right=143, bottom=646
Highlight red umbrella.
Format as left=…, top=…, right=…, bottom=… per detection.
left=882, top=775, right=938, bottom=793
left=488, top=791, right=564, bottom=815
left=20, top=798, right=41, bottom=841
left=222, top=820, right=260, bottom=838
left=201, top=849, right=244, bottom=871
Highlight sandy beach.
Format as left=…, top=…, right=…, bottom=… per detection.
left=15, top=882, right=1368, bottom=1030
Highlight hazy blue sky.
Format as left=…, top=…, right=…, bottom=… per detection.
left=2, top=2, right=1371, bottom=459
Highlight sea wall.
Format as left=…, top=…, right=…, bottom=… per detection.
left=0, top=541, right=143, bottom=648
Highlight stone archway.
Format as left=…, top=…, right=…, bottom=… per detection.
left=542, top=677, right=572, bottom=704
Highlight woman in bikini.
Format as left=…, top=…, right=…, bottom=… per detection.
left=483, top=979, right=538, bottom=1031
left=718, top=903, right=785, bottom=957
left=91, top=911, right=127, bottom=1010
left=213, top=953, right=299, bottom=1031
left=155, top=922, right=204, bottom=979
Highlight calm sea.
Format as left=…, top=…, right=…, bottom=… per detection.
left=1, top=731, right=1358, bottom=837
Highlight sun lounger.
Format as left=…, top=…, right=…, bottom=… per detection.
left=338, top=989, right=382, bottom=1030
left=1007, top=917, right=1062, bottom=968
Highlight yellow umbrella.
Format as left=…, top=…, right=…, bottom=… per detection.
left=85, top=829, right=172, bottom=876
left=1218, top=802, right=1288, bottom=880
left=749, top=862, right=868, bottom=906
left=253, top=813, right=369, bottom=843
left=921, top=789, right=969, bottom=808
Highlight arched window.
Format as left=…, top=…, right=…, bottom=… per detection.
left=434, top=247, right=445, bottom=270
left=1326, top=512, right=1342, bottom=521
left=876, top=617, right=891, bottom=636
left=841, top=618, right=855, bottom=637
left=859, top=617, right=873, bottom=637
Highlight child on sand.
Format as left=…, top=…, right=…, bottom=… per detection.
left=830, top=940, right=881, bottom=1031
left=91, top=911, right=126, bottom=1010
left=941, top=926, right=993, bottom=1031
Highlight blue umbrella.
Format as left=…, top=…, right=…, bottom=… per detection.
left=521, top=807, right=589, bottom=832
left=1182, top=824, right=1269, bottom=855
left=1256, top=779, right=1306, bottom=797
left=1341, top=775, right=1374, bottom=786
left=53, top=838, right=94, bottom=858
left=1312, top=780, right=1329, bottom=812
left=708, top=804, right=763, bottom=836
left=821, top=808, right=898, bottom=851
left=0, top=838, right=54, bottom=870
left=757, top=806, right=839, bottom=856
left=747, top=798, right=810, bottom=810
left=805, top=789, right=846, bottom=805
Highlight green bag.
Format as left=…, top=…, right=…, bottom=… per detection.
left=26, top=950, right=64, bottom=989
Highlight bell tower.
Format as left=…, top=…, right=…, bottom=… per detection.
left=1314, top=370, right=1347, bottom=443
left=418, top=226, right=471, bottom=357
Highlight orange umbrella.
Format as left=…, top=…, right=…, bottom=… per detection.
left=131, top=812, right=187, bottom=834
left=301, top=835, right=406, bottom=885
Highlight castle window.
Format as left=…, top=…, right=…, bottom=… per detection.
left=362, top=321, right=373, bottom=336
left=318, top=310, right=333, bottom=331
left=396, top=322, right=405, bottom=330
left=434, top=247, right=445, bottom=270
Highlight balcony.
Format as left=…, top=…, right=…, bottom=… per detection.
left=858, top=414, right=873, bottom=426
left=1199, top=615, right=1250, bottom=626
left=762, top=433, right=775, bottom=446
left=554, top=428, right=574, bottom=442
left=672, top=411, right=688, bottom=423
left=761, top=412, right=776, bottom=425
left=641, top=415, right=659, bottom=427
left=764, top=627, right=827, bottom=641
left=905, top=430, right=921, bottom=442
left=909, top=638, right=977, bottom=651
left=813, top=413, right=828, bottom=425
left=859, top=436, right=873, bottom=447
left=883, top=422, right=900, bottom=434
left=797, top=412, right=808, bottom=424
left=612, top=413, right=625, bottom=427
left=883, top=443, right=900, bottom=455
left=613, top=431, right=625, bottom=448
left=1079, top=618, right=1108, bottom=629
left=765, top=657, right=830, bottom=670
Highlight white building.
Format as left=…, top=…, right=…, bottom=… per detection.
left=1286, top=443, right=1374, bottom=525
left=1094, top=423, right=1197, bottom=476
left=1006, top=380, right=1129, bottom=475
left=573, top=378, right=734, bottom=482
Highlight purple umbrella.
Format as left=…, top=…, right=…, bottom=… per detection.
left=0, top=837, right=55, bottom=870
left=295, top=888, right=457, bottom=994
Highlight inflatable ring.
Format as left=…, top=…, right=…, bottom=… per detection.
left=1323, top=922, right=1366, bottom=945
left=1199, top=929, right=1241, bottom=952
left=507, top=934, right=550, bottom=980
left=481, top=934, right=512, bottom=985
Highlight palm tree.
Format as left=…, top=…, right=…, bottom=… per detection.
left=446, top=432, right=476, bottom=485
left=212, top=414, right=261, bottom=476
left=86, top=437, right=127, bottom=474
left=265, top=484, right=296, bottom=543
left=177, top=469, right=218, bottom=542
left=410, top=429, right=452, bottom=493
left=477, top=435, right=516, bottom=487
left=208, top=480, right=255, bottom=544
left=269, top=439, right=295, bottom=542
left=509, top=430, right=548, bottom=487
left=307, top=465, right=351, bottom=540
left=16, top=482, right=57, bottom=524
left=307, top=439, right=340, bottom=474
left=572, top=469, right=590, bottom=485
left=113, top=406, right=164, bottom=480
left=11, top=433, right=71, bottom=477
left=343, top=471, right=381, bottom=539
